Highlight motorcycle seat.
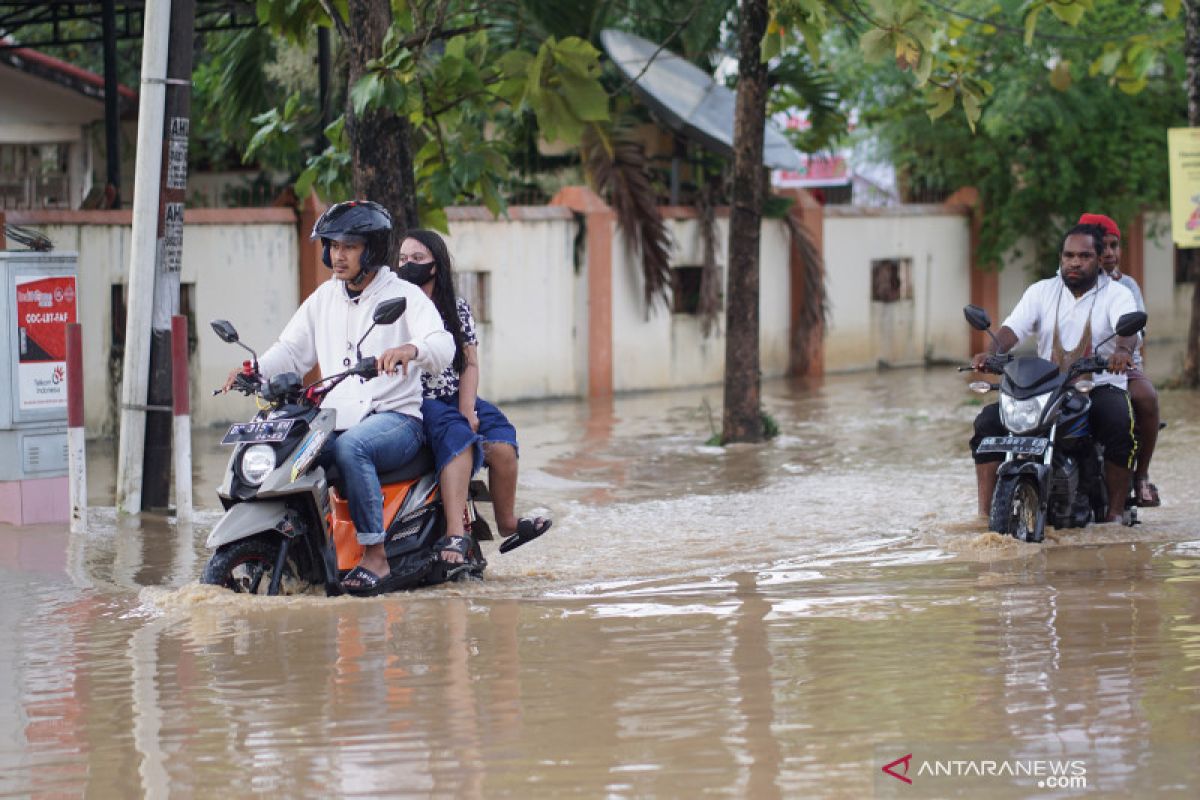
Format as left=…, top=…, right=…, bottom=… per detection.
left=326, top=446, right=437, bottom=494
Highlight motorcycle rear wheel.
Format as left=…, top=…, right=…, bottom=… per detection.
left=202, top=536, right=304, bottom=595
left=990, top=476, right=1044, bottom=543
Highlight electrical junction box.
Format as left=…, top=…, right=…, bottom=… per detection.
left=0, top=251, right=78, bottom=525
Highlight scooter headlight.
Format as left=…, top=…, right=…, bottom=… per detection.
left=1000, top=392, right=1051, bottom=435
left=239, top=444, right=277, bottom=485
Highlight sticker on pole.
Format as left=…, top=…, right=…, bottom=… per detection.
left=15, top=274, right=77, bottom=411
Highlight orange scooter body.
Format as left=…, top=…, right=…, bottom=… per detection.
left=328, top=478, right=440, bottom=571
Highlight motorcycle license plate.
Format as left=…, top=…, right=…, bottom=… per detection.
left=977, top=435, right=1048, bottom=456
left=221, top=419, right=295, bottom=445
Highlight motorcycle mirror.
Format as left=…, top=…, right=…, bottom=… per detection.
left=1114, top=311, right=1147, bottom=338
left=211, top=320, right=239, bottom=343
left=963, top=305, right=992, bottom=331
left=353, top=297, right=409, bottom=362
left=373, top=297, right=407, bottom=325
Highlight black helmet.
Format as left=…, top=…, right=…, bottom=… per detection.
left=311, top=200, right=393, bottom=277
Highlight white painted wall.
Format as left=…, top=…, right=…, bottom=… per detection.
left=437, top=215, right=581, bottom=402
left=822, top=207, right=972, bottom=370
left=610, top=216, right=792, bottom=391
left=1142, top=211, right=1192, bottom=342
left=20, top=204, right=1193, bottom=435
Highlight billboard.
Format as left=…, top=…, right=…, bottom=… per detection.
left=1167, top=127, right=1200, bottom=249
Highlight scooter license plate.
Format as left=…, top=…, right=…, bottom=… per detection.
left=978, top=435, right=1048, bottom=456
left=221, top=419, right=295, bottom=444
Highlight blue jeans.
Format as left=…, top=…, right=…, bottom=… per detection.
left=319, top=411, right=425, bottom=545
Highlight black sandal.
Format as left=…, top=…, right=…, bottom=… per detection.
left=435, top=534, right=473, bottom=563
left=499, top=516, right=553, bottom=554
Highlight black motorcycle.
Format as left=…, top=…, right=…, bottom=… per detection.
left=963, top=304, right=1147, bottom=543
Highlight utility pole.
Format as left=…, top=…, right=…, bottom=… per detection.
left=116, top=0, right=170, bottom=514
left=142, top=0, right=195, bottom=511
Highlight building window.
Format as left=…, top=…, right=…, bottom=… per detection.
left=671, top=265, right=705, bottom=314
left=0, top=143, right=71, bottom=209
left=1175, top=247, right=1198, bottom=286
left=454, top=271, right=490, bottom=323
left=871, top=258, right=913, bottom=303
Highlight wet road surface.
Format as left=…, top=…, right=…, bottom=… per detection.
left=2, top=365, right=1198, bottom=798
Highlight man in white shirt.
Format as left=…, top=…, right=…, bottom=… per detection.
left=969, top=223, right=1140, bottom=523
left=1080, top=212, right=1161, bottom=507
left=226, top=201, right=453, bottom=595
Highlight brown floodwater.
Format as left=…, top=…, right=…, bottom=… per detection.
left=2, top=363, right=1199, bottom=798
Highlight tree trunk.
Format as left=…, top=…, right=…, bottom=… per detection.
left=721, top=0, right=770, bottom=443
left=1185, top=0, right=1200, bottom=386
left=344, top=0, right=418, bottom=261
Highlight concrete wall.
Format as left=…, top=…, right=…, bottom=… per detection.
left=822, top=206, right=972, bottom=370
left=437, top=210, right=582, bottom=402
left=610, top=214, right=792, bottom=391
left=1143, top=211, right=1193, bottom=342
left=9, top=200, right=1193, bottom=436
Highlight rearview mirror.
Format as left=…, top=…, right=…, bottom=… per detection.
left=963, top=305, right=992, bottom=331
left=373, top=297, right=407, bottom=325
left=1114, top=311, right=1147, bottom=338
left=211, top=320, right=239, bottom=343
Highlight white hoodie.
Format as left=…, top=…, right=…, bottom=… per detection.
left=257, top=269, right=453, bottom=430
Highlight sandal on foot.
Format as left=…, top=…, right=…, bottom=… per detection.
left=1136, top=478, right=1161, bottom=507
left=436, top=534, right=473, bottom=564
left=499, top=516, right=553, bottom=554
left=341, top=564, right=400, bottom=597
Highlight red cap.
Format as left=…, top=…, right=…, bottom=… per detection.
left=1078, top=213, right=1120, bottom=240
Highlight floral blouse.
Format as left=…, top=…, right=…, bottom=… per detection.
left=422, top=297, right=477, bottom=399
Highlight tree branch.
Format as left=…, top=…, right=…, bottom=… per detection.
left=316, top=0, right=352, bottom=42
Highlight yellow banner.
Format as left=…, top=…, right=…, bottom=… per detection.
left=1168, top=127, right=1200, bottom=249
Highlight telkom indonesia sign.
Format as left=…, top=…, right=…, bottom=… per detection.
left=15, top=275, right=77, bottom=411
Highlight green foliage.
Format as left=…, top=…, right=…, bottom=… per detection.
left=838, top=0, right=1185, bottom=272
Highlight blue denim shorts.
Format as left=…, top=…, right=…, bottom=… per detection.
left=421, top=393, right=519, bottom=475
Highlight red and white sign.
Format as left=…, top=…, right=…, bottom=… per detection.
left=15, top=274, right=77, bottom=411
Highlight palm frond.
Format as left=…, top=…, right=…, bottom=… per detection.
left=582, top=121, right=672, bottom=314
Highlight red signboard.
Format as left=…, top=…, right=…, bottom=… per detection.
left=15, top=274, right=77, bottom=411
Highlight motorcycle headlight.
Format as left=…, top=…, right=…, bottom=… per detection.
left=1000, top=392, right=1051, bottom=435
left=239, top=444, right=277, bottom=485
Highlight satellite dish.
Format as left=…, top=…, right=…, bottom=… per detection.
left=600, top=28, right=803, bottom=171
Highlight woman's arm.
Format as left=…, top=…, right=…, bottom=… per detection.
left=458, top=344, right=481, bottom=431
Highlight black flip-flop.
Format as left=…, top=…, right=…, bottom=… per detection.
left=341, top=564, right=403, bottom=597
left=499, top=517, right=553, bottom=554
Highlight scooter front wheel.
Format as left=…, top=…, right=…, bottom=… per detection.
left=202, top=536, right=303, bottom=595
left=990, top=476, right=1044, bottom=543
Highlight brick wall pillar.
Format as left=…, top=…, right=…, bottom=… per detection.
left=298, top=192, right=329, bottom=301
left=778, top=188, right=825, bottom=377
left=550, top=186, right=614, bottom=397
left=945, top=187, right=997, bottom=357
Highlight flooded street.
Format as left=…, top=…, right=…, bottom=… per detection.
left=2, top=365, right=1199, bottom=798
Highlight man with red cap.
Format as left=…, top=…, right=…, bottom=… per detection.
left=1078, top=213, right=1161, bottom=507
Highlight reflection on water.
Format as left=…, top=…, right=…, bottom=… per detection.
left=2, top=367, right=1199, bottom=797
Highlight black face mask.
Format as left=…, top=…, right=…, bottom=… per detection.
left=397, top=261, right=435, bottom=285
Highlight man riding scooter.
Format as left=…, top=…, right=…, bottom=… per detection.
left=223, top=200, right=453, bottom=595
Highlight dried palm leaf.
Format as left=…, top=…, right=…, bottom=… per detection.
left=782, top=206, right=828, bottom=374
left=581, top=121, right=672, bottom=314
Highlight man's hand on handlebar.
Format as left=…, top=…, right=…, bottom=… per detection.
left=1105, top=347, right=1133, bottom=374
left=378, top=343, right=419, bottom=376
left=219, top=368, right=261, bottom=395
left=970, top=351, right=1008, bottom=373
